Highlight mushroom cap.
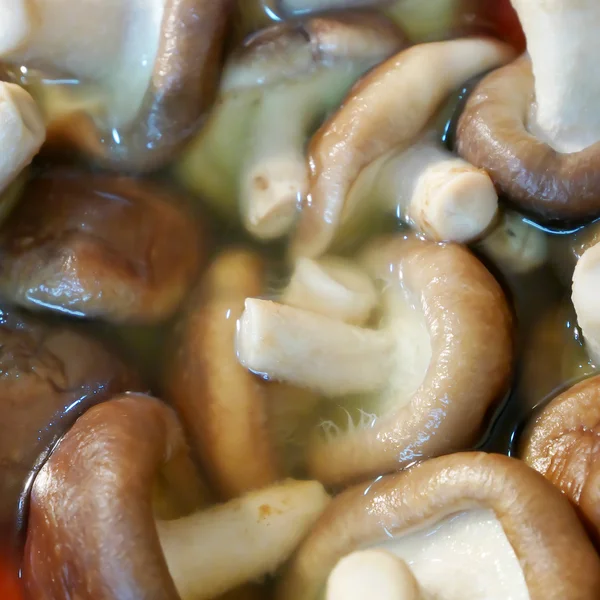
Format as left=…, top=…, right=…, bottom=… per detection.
left=0, top=308, right=140, bottom=543
left=456, top=56, right=600, bottom=225
left=31, top=0, right=233, bottom=172
left=277, top=452, right=600, bottom=600
left=24, top=394, right=183, bottom=600
left=305, top=234, right=514, bottom=486
left=0, top=168, right=204, bottom=323
left=521, top=374, right=600, bottom=542
left=174, top=12, right=405, bottom=225
left=164, top=249, right=281, bottom=500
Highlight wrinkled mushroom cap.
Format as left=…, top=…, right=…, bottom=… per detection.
left=0, top=308, right=140, bottom=543
left=0, top=169, right=204, bottom=323
left=521, top=374, right=600, bottom=542
left=12, top=0, right=233, bottom=172
left=277, top=452, right=600, bottom=600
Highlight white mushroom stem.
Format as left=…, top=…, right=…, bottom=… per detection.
left=476, top=210, right=548, bottom=276
left=572, top=242, right=600, bottom=365
left=157, top=479, right=330, bottom=600
left=237, top=299, right=394, bottom=397
left=326, top=550, right=426, bottom=600
left=280, top=257, right=378, bottom=325
left=353, top=135, right=498, bottom=243
left=0, top=83, right=45, bottom=195
left=241, top=84, right=311, bottom=240
left=512, top=0, right=600, bottom=153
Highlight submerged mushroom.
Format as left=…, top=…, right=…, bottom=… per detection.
left=174, top=13, right=405, bottom=240
left=457, top=1, right=600, bottom=224
left=0, top=307, right=140, bottom=544
left=0, top=82, right=44, bottom=194
left=165, top=248, right=373, bottom=498
left=1, top=0, right=232, bottom=171
left=277, top=452, right=600, bottom=600
left=0, top=168, right=203, bottom=323
left=24, top=394, right=330, bottom=600
left=521, top=375, right=600, bottom=543
left=238, top=234, right=513, bottom=486
left=290, top=36, right=514, bottom=258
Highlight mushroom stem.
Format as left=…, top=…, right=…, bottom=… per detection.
left=572, top=242, right=600, bottom=364
left=353, top=135, right=497, bottom=242
left=157, top=479, right=330, bottom=600
left=326, top=550, right=425, bottom=600
left=0, top=82, right=45, bottom=195
left=280, top=257, right=378, bottom=325
left=512, top=0, right=600, bottom=153
left=241, top=84, right=311, bottom=240
left=237, top=299, right=394, bottom=397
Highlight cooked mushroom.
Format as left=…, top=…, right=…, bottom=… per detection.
left=174, top=13, right=405, bottom=240
left=457, top=2, right=600, bottom=224
left=24, top=394, right=330, bottom=600
left=0, top=307, right=140, bottom=544
left=326, top=550, right=426, bottom=600
left=572, top=241, right=600, bottom=364
left=0, top=82, right=44, bottom=194
left=0, top=168, right=28, bottom=227
left=0, top=168, right=203, bottom=323
left=521, top=375, right=600, bottom=542
left=277, top=452, right=600, bottom=600
left=290, top=36, right=515, bottom=258
left=238, top=234, right=513, bottom=486
left=1, top=0, right=232, bottom=171
left=347, top=130, right=498, bottom=244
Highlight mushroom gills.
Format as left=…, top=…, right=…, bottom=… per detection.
left=370, top=509, right=530, bottom=600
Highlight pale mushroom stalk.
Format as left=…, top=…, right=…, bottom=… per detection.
left=280, top=256, right=378, bottom=325
left=326, top=550, right=427, bottom=600
left=512, top=0, right=600, bottom=153
left=158, top=479, right=330, bottom=600
left=351, top=134, right=498, bottom=242
left=0, top=82, right=45, bottom=195
left=291, top=37, right=515, bottom=258
left=237, top=298, right=394, bottom=397
left=572, top=242, right=600, bottom=364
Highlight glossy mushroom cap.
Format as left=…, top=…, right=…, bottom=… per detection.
left=0, top=308, right=140, bottom=543
left=457, top=1, right=600, bottom=225
left=2, top=0, right=233, bottom=171
left=175, top=12, right=405, bottom=240
left=521, top=374, right=600, bottom=542
left=238, top=234, right=514, bottom=486
left=0, top=169, right=204, bottom=323
left=290, top=36, right=514, bottom=259
left=24, top=394, right=330, bottom=600
left=277, top=452, right=600, bottom=600
left=0, top=82, right=44, bottom=194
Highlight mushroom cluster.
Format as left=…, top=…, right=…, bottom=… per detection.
left=1, top=2, right=600, bottom=599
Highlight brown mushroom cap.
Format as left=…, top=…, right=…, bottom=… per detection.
left=13, top=0, right=233, bottom=172
left=0, top=308, right=140, bottom=544
left=165, top=249, right=280, bottom=500
left=456, top=56, right=600, bottom=225
left=521, top=374, right=600, bottom=542
left=24, top=394, right=330, bottom=600
left=0, top=168, right=204, bottom=323
left=277, top=452, right=600, bottom=600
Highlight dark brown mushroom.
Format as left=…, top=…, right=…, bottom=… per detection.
left=456, top=1, right=600, bottom=225
left=24, top=394, right=330, bottom=599
left=1, top=0, right=233, bottom=172
left=0, top=307, right=141, bottom=545
left=277, top=452, right=600, bottom=600
left=521, top=374, right=600, bottom=543
left=0, top=168, right=204, bottom=323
